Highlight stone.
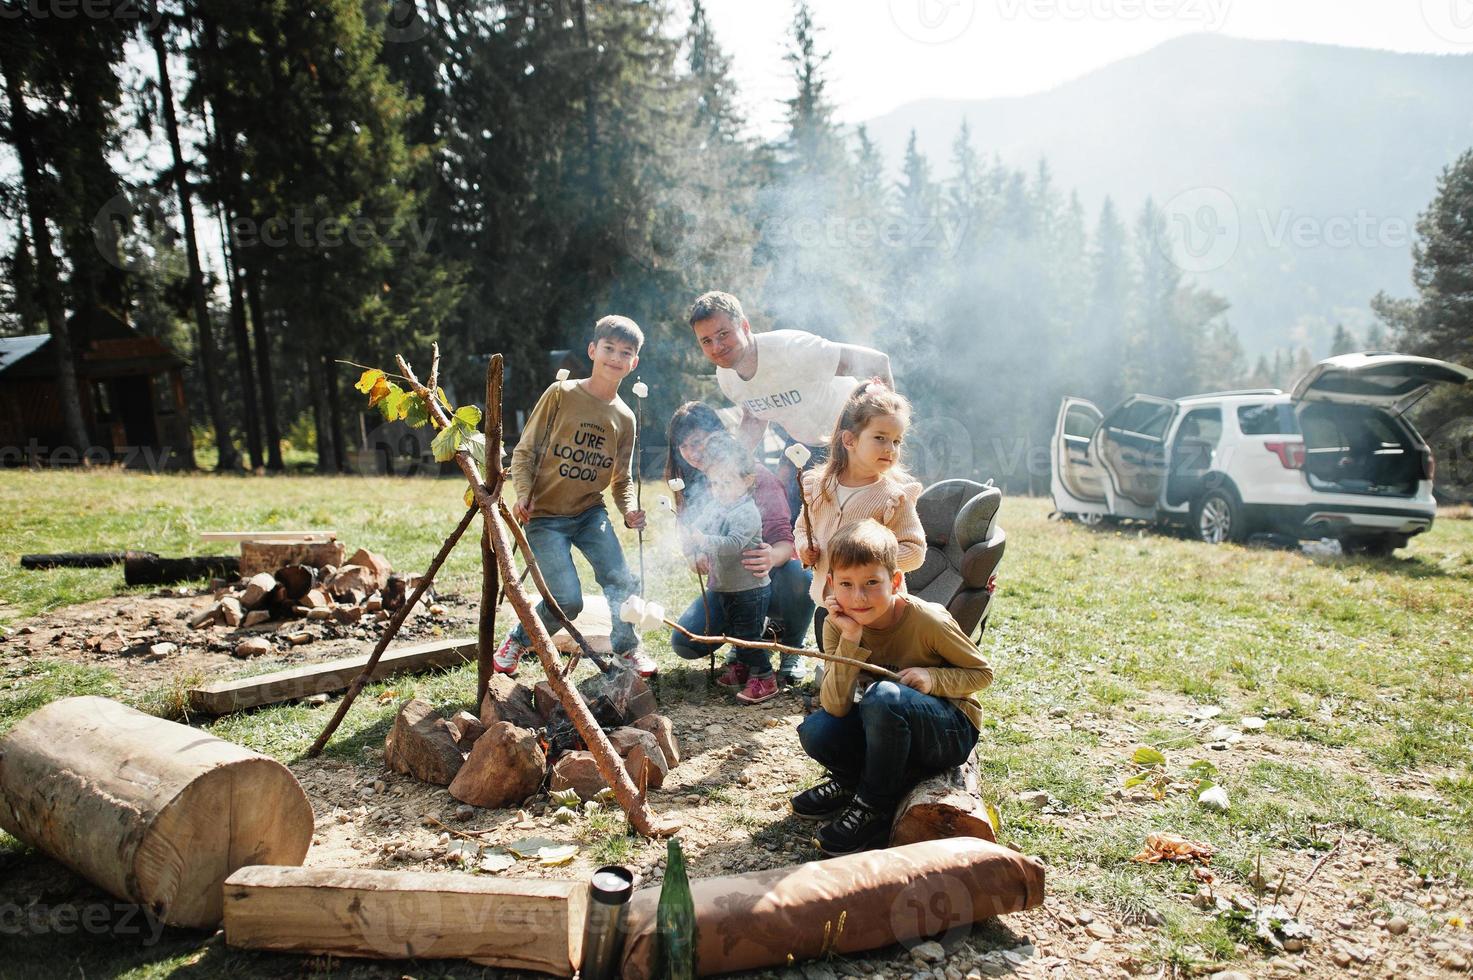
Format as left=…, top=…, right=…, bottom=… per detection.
left=242, top=609, right=271, bottom=628
left=632, top=713, right=681, bottom=769
left=704, top=724, right=726, bottom=737
left=218, top=596, right=245, bottom=627
left=1085, top=921, right=1114, bottom=940
left=1385, top=916, right=1409, bottom=935
left=286, top=631, right=313, bottom=645
left=449, top=721, right=545, bottom=808
left=911, top=941, right=946, bottom=964
left=383, top=699, right=466, bottom=786
left=450, top=710, right=486, bottom=748
left=240, top=572, right=278, bottom=609
left=549, top=751, right=609, bottom=799
left=344, top=548, right=392, bottom=594
left=453, top=804, right=476, bottom=822
left=189, top=605, right=219, bottom=629
left=1209, top=973, right=1253, bottom=980
left=1240, top=716, right=1267, bottom=731
left=1330, top=950, right=1351, bottom=968
left=234, top=637, right=272, bottom=658
left=608, top=727, right=669, bottom=789
left=533, top=680, right=560, bottom=721
left=429, top=604, right=448, bottom=617
left=1017, top=790, right=1050, bottom=810
left=145, top=642, right=177, bottom=660
left=301, top=588, right=331, bottom=610
left=325, top=564, right=377, bottom=601
left=801, top=964, right=840, bottom=980
left=480, top=673, right=542, bottom=730
left=304, top=693, right=330, bottom=706
left=307, top=608, right=333, bottom=621
left=333, top=606, right=364, bottom=625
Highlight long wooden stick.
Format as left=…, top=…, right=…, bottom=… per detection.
left=476, top=355, right=505, bottom=710
left=396, top=348, right=676, bottom=838
left=308, top=504, right=479, bottom=757
left=661, top=619, right=902, bottom=681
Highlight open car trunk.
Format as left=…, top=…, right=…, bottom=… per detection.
left=1299, top=403, right=1423, bottom=497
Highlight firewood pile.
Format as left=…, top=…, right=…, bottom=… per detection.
left=187, top=546, right=443, bottom=657
left=382, top=670, right=679, bottom=811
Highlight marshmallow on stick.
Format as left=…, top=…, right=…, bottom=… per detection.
left=785, top=444, right=817, bottom=557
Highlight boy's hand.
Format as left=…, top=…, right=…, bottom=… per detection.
left=691, top=555, right=710, bottom=576
left=801, top=544, right=821, bottom=568
left=513, top=499, right=531, bottom=523
left=624, top=510, right=647, bottom=530
left=897, top=667, right=933, bottom=695
left=824, top=595, right=863, bottom=644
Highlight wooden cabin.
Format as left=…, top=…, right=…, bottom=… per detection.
left=0, top=317, right=194, bottom=469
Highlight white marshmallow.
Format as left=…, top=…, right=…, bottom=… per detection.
left=784, top=444, right=812, bottom=468
left=631, top=381, right=649, bottom=399
left=667, top=477, right=686, bottom=492
left=556, top=368, right=570, bottom=381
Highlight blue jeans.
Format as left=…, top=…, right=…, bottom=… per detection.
left=797, top=681, right=979, bottom=811
left=509, top=505, right=639, bottom=654
left=672, top=560, right=814, bottom=673
left=719, top=584, right=773, bottom=676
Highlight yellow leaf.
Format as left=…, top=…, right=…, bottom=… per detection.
left=355, top=368, right=385, bottom=394
left=367, top=376, right=392, bottom=408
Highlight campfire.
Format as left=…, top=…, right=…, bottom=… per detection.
left=382, top=668, right=677, bottom=810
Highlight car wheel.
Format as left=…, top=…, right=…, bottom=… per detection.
left=1193, top=489, right=1245, bottom=545
left=1076, top=513, right=1105, bottom=527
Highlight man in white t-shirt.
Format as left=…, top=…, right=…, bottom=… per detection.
left=688, top=290, right=893, bottom=519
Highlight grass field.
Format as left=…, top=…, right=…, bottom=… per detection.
left=1, top=468, right=1471, bottom=977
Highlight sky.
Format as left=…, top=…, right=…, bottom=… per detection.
left=701, top=0, right=1473, bottom=137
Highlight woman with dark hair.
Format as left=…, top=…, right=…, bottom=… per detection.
left=665, top=402, right=814, bottom=685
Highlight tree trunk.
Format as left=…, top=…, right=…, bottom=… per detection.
left=151, top=21, right=239, bottom=471
left=0, top=696, right=313, bottom=928
left=1, top=61, right=90, bottom=455
left=244, top=261, right=284, bottom=470
left=326, top=354, right=347, bottom=472
left=307, top=347, right=333, bottom=473
left=219, top=209, right=263, bottom=469
left=889, top=748, right=996, bottom=846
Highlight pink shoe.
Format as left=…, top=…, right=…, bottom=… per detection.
left=736, top=673, right=779, bottom=705
left=493, top=634, right=526, bottom=675
left=715, top=663, right=750, bottom=689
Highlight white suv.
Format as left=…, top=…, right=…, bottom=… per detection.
left=1051, top=353, right=1473, bottom=555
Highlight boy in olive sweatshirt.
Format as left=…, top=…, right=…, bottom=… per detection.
left=494, top=316, right=654, bottom=676
left=792, top=519, right=993, bottom=854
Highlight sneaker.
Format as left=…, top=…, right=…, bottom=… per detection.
left=791, top=778, right=855, bottom=821
left=777, top=658, right=807, bottom=687
left=735, top=673, right=779, bottom=704
left=617, top=645, right=659, bottom=678
left=493, top=634, right=526, bottom=675
left=816, top=797, right=891, bottom=855
left=715, top=663, right=750, bottom=689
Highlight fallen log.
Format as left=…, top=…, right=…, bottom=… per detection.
left=188, top=637, right=477, bottom=715
left=240, top=539, right=345, bottom=577
left=21, top=550, right=139, bottom=569
left=890, top=747, right=995, bottom=846
left=123, top=553, right=240, bottom=586
left=223, top=865, right=585, bottom=976
left=0, top=696, right=313, bottom=928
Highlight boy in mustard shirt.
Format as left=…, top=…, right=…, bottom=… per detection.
left=494, top=316, right=654, bottom=676
left=793, top=519, right=993, bottom=854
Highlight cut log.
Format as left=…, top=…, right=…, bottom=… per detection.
left=275, top=563, right=317, bottom=600
left=0, top=696, right=313, bottom=928
left=239, top=540, right=345, bottom=578
left=889, top=748, right=996, bottom=846
left=222, top=865, right=585, bottom=976
left=123, top=553, right=241, bottom=586
left=187, top=638, right=476, bottom=715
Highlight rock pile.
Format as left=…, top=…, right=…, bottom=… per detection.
left=383, top=671, right=680, bottom=811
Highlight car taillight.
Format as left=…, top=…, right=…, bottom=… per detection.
left=1423, top=448, right=1436, bottom=481
left=1264, top=441, right=1306, bottom=469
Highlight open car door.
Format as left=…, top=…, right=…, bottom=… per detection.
left=1094, top=395, right=1175, bottom=514
left=1291, top=353, right=1473, bottom=414
left=1051, top=397, right=1108, bottom=518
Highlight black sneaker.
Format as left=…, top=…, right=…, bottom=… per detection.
left=816, top=797, right=891, bottom=855
left=791, top=779, right=855, bottom=821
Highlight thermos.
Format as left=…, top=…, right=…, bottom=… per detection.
left=580, top=864, right=635, bottom=980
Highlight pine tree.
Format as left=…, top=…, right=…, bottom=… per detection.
left=1329, top=323, right=1358, bottom=356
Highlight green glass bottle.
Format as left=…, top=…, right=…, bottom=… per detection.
left=656, top=837, right=697, bottom=979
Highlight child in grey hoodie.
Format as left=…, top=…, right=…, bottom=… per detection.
left=682, top=437, right=777, bottom=704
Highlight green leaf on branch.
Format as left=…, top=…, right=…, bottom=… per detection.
left=1132, top=747, right=1167, bottom=767
left=432, top=411, right=479, bottom=462
left=355, top=368, right=385, bottom=394
left=436, top=387, right=451, bottom=410
left=454, top=405, right=482, bottom=429
left=403, top=393, right=431, bottom=428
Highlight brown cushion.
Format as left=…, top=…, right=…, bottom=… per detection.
left=619, top=838, right=1044, bottom=979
